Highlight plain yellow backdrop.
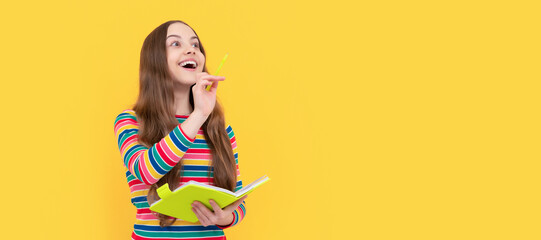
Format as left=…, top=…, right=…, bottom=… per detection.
left=0, top=0, right=539, bottom=239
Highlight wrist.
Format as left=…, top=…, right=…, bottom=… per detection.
left=191, top=109, right=209, bottom=121
left=216, top=212, right=234, bottom=227
left=179, top=110, right=208, bottom=140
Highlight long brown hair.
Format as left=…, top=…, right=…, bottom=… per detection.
left=132, top=20, right=237, bottom=227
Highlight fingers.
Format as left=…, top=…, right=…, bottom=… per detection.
left=196, top=77, right=224, bottom=92
left=235, top=195, right=248, bottom=206
left=209, top=199, right=224, bottom=214
left=192, top=201, right=217, bottom=226
left=206, top=75, right=226, bottom=80
left=192, top=199, right=245, bottom=227
left=225, top=195, right=248, bottom=212
left=192, top=206, right=210, bottom=226
left=196, top=72, right=224, bottom=89
left=200, top=79, right=220, bottom=89
left=196, top=72, right=225, bottom=81
left=209, top=80, right=219, bottom=93
left=202, top=76, right=225, bottom=90
left=236, top=195, right=248, bottom=207
left=198, top=72, right=225, bottom=81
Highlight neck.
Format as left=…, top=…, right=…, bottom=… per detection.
left=173, top=82, right=193, bottom=116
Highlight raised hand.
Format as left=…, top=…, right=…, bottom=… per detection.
left=191, top=72, right=225, bottom=118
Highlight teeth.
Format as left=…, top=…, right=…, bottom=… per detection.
left=180, top=60, right=197, bottom=67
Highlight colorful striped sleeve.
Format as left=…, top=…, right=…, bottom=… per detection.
left=217, top=124, right=247, bottom=229
left=113, top=109, right=196, bottom=185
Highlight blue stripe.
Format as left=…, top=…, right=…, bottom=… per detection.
left=123, top=145, right=139, bottom=167
left=131, top=196, right=147, bottom=203
left=117, top=129, right=138, bottom=146
left=124, top=144, right=142, bottom=160
left=132, top=158, right=143, bottom=181
left=115, top=113, right=135, bottom=125
left=239, top=203, right=246, bottom=214
left=169, top=128, right=190, bottom=152
left=126, top=172, right=138, bottom=183
left=124, top=145, right=146, bottom=170
left=118, top=112, right=135, bottom=118
left=194, top=139, right=206, bottom=144
left=233, top=211, right=239, bottom=225
left=134, top=224, right=221, bottom=231
left=227, top=127, right=235, bottom=140
left=148, top=145, right=168, bottom=175
left=183, top=165, right=211, bottom=171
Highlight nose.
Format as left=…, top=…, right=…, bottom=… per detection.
left=185, top=45, right=196, bottom=55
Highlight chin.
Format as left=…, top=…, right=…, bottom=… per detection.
left=172, top=77, right=196, bottom=86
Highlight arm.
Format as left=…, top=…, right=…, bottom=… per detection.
left=216, top=124, right=247, bottom=229
left=113, top=109, right=205, bottom=185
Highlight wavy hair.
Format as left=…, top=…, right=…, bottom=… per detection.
left=132, top=20, right=237, bottom=227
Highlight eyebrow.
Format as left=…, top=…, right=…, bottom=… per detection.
left=166, top=35, right=198, bottom=40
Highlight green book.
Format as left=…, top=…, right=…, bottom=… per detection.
left=149, top=175, right=270, bottom=223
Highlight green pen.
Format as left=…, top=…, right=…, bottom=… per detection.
left=206, top=53, right=229, bottom=91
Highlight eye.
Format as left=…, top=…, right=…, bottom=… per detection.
left=192, top=43, right=200, bottom=48
left=170, top=41, right=180, bottom=47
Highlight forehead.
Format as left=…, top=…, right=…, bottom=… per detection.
left=166, top=23, right=196, bottom=38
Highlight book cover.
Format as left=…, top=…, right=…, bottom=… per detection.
left=149, top=175, right=270, bottom=223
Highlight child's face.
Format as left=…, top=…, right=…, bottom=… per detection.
left=166, top=22, right=206, bottom=86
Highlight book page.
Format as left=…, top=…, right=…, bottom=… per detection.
left=234, top=175, right=269, bottom=197
left=185, top=181, right=236, bottom=196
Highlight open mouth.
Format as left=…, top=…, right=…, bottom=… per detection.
left=181, top=63, right=196, bottom=69
left=179, top=60, right=197, bottom=71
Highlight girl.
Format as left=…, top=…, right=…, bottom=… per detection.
left=114, top=20, right=247, bottom=240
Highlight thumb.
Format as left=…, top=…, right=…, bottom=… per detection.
left=209, top=80, right=219, bottom=93
left=227, top=195, right=247, bottom=211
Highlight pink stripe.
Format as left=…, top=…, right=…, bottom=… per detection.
left=138, top=153, right=155, bottom=184
left=128, top=177, right=143, bottom=186
left=127, top=154, right=138, bottom=174
left=116, top=119, right=137, bottom=128
left=114, top=120, right=133, bottom=133
left=180, top=179, right=212, bottom=185
left=155, top=140, right=175, bottom=167
left=121, top=138, right=137, bottom=154
left=158, top=138, right=179, bottom=161
left=182, top=153, right=212, bottom=160
left=239, top=205, right=245, bottom=219
left=118, top=111, right=248, bottom=233
left=114, top=121, right=138, bottom=137
left=130, top=184, right=150, bottom=191
left=136, top=213, right=158, bottom=220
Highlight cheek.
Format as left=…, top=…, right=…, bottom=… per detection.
left=167, top=57, right=178, bottom=69
left=167, top=61, right=175, bottom=72
left=166, top=61, right=180, bottom=76
left=199, top=55, right=206, bottom=68
left=166, top=51, right=177, bottom=65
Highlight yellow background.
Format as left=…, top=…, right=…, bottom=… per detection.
left=1, top=0, right=539, bottom=239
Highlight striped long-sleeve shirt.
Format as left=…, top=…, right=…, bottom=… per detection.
left=114, top=109, right=246, bottom=240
